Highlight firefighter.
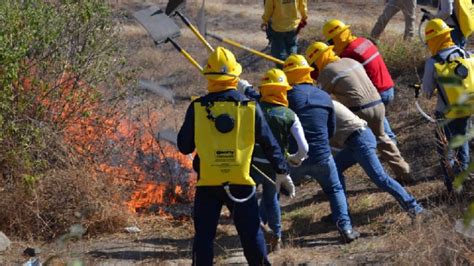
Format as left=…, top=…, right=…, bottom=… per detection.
left=241, top=55, right=360, bottom=243
left=422, top=19, right=473, bottom=191
left=330, top=100, right=430, bottom=222
left=239, top=68, right=308, bottom=252
left=322, top=19, right=398, bottom=142
left=261, top=0, right=308, bottom=62
left=305, top=42, right=412, bottom=182
left=177, top=47, right=294, bottom=265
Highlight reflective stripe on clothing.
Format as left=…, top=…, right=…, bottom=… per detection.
left=362, top=52, right=380, bottom=66
left=340, top=37, right=394, bottom=92
left=330, top=63, right=363, bottom=85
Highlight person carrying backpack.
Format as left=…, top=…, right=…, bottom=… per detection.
left=422, top=19, right=474, bottom=191
left=322, top=19, right=398, bottom=142
left=424, top=0, right=473, bottom=48
left=177, top=47, right=294, bottom=265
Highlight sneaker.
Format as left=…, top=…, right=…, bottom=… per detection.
left=337, top=227, right=360, bottom=244
left=410, top=208, right=433, bottom=225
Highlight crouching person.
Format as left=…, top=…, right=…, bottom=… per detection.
left=239, top=68, right=308, bottom=252
left=331, top=100, right=431, bottom=221
left=177, top=47, right=294, bottom=265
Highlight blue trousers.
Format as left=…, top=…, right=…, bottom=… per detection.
left=251, top=163, right=281, bottom=238
left=334, top=128, right=423, bottom=214
left=450, top=24, right=466, bottom=48
left=291, top=156, right=353, bottom=231
left=193, top=186, right=270, bottom=266
left=435, top=112, right=470, bottom=191
left=269, top=28, right=297, bottom=63
left=380, top=87, right=397, bottom=142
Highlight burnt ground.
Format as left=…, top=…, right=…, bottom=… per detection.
left=2, top=0, right=474, bottom=265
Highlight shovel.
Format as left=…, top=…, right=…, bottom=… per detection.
left=165, top=0, right=214, bottom=52
left=133, top=5, right=203, bottom=72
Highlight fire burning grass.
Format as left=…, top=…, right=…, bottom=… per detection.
left=47, top=73, right=196, bottom=218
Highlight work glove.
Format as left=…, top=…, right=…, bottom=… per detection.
left=237, top=79, right=252, bottom=94
left=287, top=153, right=306, bottom=167
left=296, top=18, right=307, bottom=34
left=260, top=22, right=268, bottom=31
left=275, top=173, right=295, bottom=198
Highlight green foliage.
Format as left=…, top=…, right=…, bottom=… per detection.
left=0, top=1, right=124, bottom=184
left=377, top=38, right=428, bottom=78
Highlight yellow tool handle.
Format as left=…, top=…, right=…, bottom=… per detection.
left=175, top=11, right=214, bottom=52
left=181, top=49, right=203, bottom=71
left=207, top=32, right=284, bottom=65
left=167, top=38, right=203, bottom=71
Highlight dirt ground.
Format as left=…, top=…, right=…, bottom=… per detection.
left=2, top=0, right=474, bottom=265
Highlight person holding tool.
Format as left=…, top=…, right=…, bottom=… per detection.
left=177, top=47, right=294, bottom=265
left=370, top=0, right=417, bottom=41
left=243, top=54, right=360, bottom=243
left=238, top=68, right=308, bottom=252
left=305, top=42, right=412, bottom=182
left=322, top=19, right=398, bottom=142
left=421, top=19, right=474, bottom=191
left=261, top=0, right=308, bottom=63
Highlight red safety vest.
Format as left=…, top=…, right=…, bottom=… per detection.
left=340, top=37, right=394, bottom=93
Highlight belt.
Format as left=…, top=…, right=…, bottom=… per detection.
left=348, top=99, right=383, bottom=112
left=345, top=127, right=367, bottom=144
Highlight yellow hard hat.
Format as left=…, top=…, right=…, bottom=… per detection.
left=305, top=42, right=333, bottom=66
left=283, top=54, right=314, bottom=73
left=323, top=19, right=350, bottom=41
left=424, top=18, right=453, bottom=42
left=203, top=46, right=242, bottom=81
left=259, top=68, right=291, bottom=90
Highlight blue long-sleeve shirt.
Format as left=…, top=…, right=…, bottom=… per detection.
left=246, top=83, right=335, bottom=163
left=177, top=89, right=289, bottom=176
left=286, top=83, right=335, bottom=163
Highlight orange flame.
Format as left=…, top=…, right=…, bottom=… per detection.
left=25, top=69, right=196, bottom=216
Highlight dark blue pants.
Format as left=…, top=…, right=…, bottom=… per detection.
left=192, top=185, right=270, bottom=266
left=269, top=28, right=297, bottom=63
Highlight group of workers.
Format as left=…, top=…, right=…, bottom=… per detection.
left=176, top=0, right=473, bottom=265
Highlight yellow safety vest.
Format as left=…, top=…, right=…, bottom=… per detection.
left=434, top=52, right=474, bottom=118
left=194, top=100, right=256, bottom=186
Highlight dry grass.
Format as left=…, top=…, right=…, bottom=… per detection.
left=0, top=165, right=129, bottom=241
